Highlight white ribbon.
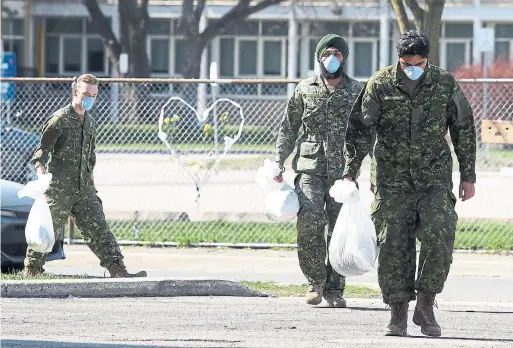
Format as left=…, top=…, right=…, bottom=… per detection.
left=158, top=96, right=245, bottom=207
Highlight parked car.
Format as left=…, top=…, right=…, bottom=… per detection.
left=1, top=179, right=65, bottom=273
left=0, top=120, right=40, bottom=184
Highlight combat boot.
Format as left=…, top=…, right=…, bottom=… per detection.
left=108, top=260, right=147, bottom=278
left=323, top=290, right=347, bottom=308
left=413, top=291, right=441, bottom=337
left=305, top=285, right=323, bottom=305
left=22, top=266, right=44, bottom=277
left=385, top=302, right=409, bottom=336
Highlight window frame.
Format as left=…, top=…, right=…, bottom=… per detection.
left=260, top=37, right=287, bottom=78
left=440, top=38, right=472, bottom=72
left=43, top=17, right=109, bottom=77
left=492, top=23, right=513, bottom=63
left=350, top=38, right=378, bottom=80
left=2, top=17, right=25, bottom=67
left=234, top=36, right=259, bottom=77
left=147, top=35, right=172, bottom=76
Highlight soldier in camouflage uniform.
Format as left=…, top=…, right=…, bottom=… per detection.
left=343, top=31, right=476, bottom=337
left=23, top=74, right=147, bottom=278
left=274, top=34, right=363, bottom=307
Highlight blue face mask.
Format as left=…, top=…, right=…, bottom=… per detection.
left=323, top=55, right=341, bottom=74
left=404, top=66, right=424, bottom=81
left=80, top=96, right=94, bottom=111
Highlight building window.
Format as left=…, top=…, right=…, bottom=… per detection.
left=446, top=42, right=468, bottom=72
left=150, top=38, right=170, bottom=74
left=44, top=17, right=109, bottom=76
left=46, top=18, right=83, bottom=34
left=2, top=18, right=25, bottom=71
left=174, top=38, right=188, bottom=76
left=441, top=22, right=473, bottom=72
left=146, top=19, right=171, bottom=75
left=148, top=19, right=172, bottom=35
left=220, top=38, right=235, bottom=77
left=45, top=37, right=59, bottom=74
left=494, top=23, right=513, bottom=62
left=353, top=41, right=376, bottom=78
left=87, top=38, right=105, bottom=73
left=262, top=40, right=285, bottom=76
left=238, top=40, right=258, bottom=75
left=63, top=37, right=82, bottom=73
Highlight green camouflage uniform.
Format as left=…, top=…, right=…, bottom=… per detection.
left=276, top=74, right=363, bottom=293
left=24, top=104, right=124, bottom=272
left=343, top=63, right=476, bottom=304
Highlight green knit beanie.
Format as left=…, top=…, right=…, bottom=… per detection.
left=315, top=34, right=349, bottom=62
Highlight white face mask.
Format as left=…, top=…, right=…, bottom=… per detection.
left=323, top=55, right=341, bottom=73
left=404, top=66, right=424, bottom=80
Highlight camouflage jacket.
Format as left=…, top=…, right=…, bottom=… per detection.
left=275, top=74, right=363, bottom=179
left=32, top=103, right=97, bottom=194
left=343, top=63, right=477, bottom=194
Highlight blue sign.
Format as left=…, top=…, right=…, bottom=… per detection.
left=1, top=52, right=16, bottom=102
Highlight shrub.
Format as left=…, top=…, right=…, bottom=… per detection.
left=96, top=123, right=276, bottom=145
left=452, top=60, right=513, bottom=122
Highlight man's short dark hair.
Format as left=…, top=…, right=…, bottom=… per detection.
left=396, top=30, right=430, bottom=58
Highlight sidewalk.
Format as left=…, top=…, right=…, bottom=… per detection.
left=45, top=245, right=513, bottom=303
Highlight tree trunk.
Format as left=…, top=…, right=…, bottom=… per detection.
left=391, top=0, right=445, bottom=67
left=421, top=0, right=445, bottom=67
left=391, top=0, right=413, bottom=34
left=182, top=39, right=206, bottom=79
left=129, top=30, right=150, bottom=78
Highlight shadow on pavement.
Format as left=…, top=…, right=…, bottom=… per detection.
left=445, top=309, right=513, bottom=314
left=1, top=339, right=246, bottom=348
left=408, top=335, right=513, bottom=342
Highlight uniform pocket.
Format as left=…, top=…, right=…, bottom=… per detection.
left=299, top=142, right=322, bottom=158
left=448, top=190, right=457, bottom=208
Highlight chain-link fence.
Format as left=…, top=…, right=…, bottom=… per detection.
left=1, top=77, right=512, bottom=251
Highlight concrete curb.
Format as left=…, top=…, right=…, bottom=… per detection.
left=0, top=278, right=268, bottom=299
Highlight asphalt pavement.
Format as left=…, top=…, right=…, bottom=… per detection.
left=2, top=297, right=513, bottom=348
left=44, top=246, right=513, bottom=303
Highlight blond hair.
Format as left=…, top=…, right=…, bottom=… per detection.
left=72, top=74, right=99, bottom=90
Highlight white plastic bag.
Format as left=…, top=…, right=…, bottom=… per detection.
left=328, top=180, right=377, bottom=276
left=255, top=159, right=299, bottom=221
left=17, top=174, right=55, bottom=253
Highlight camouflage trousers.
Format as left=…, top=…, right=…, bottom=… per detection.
left=294, top=173, right=345, bottom=293
left=370, top=187, right=458, bottom=304
left=24, top=188, right=124, bottom=271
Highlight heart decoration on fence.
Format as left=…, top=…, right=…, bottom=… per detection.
left=158, top=96, right=245, bottom=209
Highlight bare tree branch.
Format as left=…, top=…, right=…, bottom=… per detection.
left=390, top=0, right=412, bottom=34
left=83, top=0, right=121, bottom=74
left=180, top=0, right=196, bottom=36
left=199, top=0, right=282, bottom=44
left=139, top=0, right=150, bottom=23
left=404, top=0, right=425, bottom=28
left=194, top=0, right=207, bottom=23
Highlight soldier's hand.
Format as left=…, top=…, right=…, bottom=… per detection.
left=370, top=183, right=375, bottom=193
left=459, top=181, right=475, bottom=201
left=273, top=174, right=283, bottom=183
left=343, top=176, right=354, bottom=182
left=36, top=166, right=46, bottom=178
